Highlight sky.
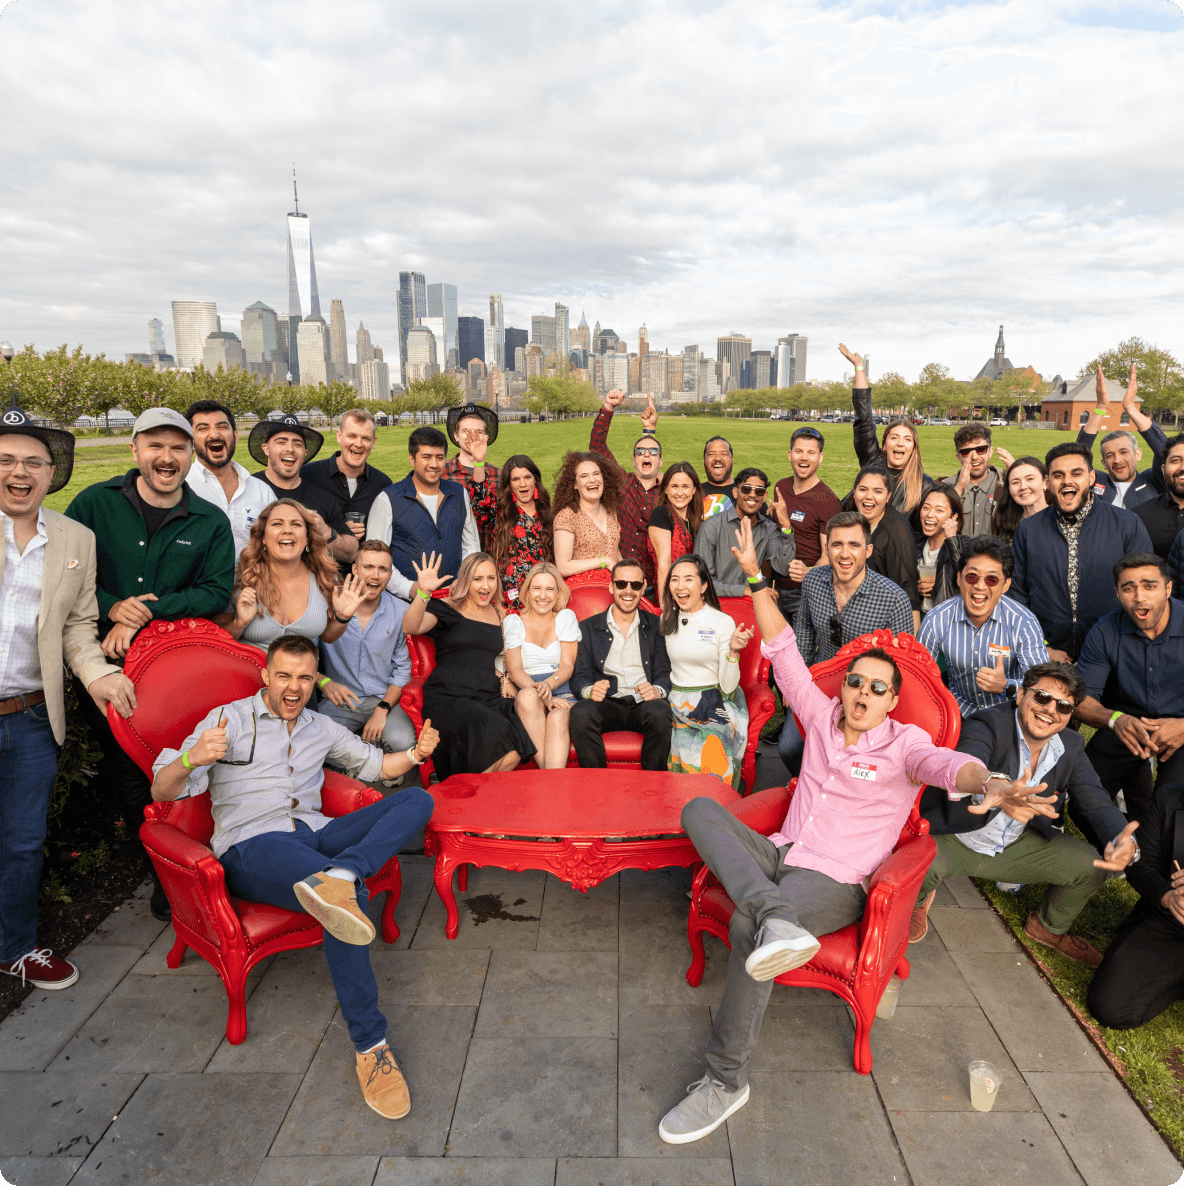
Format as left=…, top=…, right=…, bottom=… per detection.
left=1, top=0, right=1182, bottom=385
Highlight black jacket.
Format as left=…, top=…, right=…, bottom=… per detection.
left=920, top=702, right=1128, bottom=844
left=1125, top=782, right=1184, bottom=926
left=916, top=532, right=972, bottom=608
left=1078, top=421, right=1168, bottom=502
left=851, top=386, right=936, bottom=524
left=570, top=607, right=672, bottom=699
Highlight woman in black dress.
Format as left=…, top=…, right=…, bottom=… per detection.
left=402, top=550, right=536, bottom=778
left=851, top=463, right=922, bottom=631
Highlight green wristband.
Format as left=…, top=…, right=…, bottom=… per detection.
left=181, top=750, right=192, bottom=771
left=746, top=573, right=762, bottom=584
left=318, top=676, right=331, bottom=688
left=417, top=588, right=431, bottom=602
left=1108, top=710, right=1123, bottom=730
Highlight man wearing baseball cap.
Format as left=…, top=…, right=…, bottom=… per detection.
left=65, top=406, right=235, bottom=920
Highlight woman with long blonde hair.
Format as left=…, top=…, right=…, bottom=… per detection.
left=221, top=498, right=363, bottom=651
left=401, top=550, right=536, bottom=777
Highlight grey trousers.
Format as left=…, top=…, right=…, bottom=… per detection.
left=681, top=796, right=867, bottom=1091
left=317, top=695, right=417, bottom=753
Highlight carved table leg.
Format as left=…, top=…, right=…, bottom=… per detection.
left=434, top=852, right=460, bottom=940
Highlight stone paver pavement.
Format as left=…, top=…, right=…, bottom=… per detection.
left=2, top=755, right=1180, bottom=1186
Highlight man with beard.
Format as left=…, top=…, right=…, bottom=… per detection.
left=1079, top=363, right=1167, bottom=508
left=1135, top=434, right=1184, bottom=559
left=65, top=407, right=235, bottom=920
left=1009, top=442, right=1152, bottom=662
left=701, top=436, right=736, bottom=519
left=941, top=425, right=1004, bottom=537
left=182, top=400, right=274, bottom=558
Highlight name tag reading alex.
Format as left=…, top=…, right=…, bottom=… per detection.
left=851, top=761, right=877, bottom=782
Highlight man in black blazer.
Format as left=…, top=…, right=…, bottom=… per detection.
left=912, top=662, right=1140, bottom=966
left=569, top=557, right=673, bottom=770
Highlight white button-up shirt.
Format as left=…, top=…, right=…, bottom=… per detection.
left=185, top=459, right=275, bottom=557
left=0, top=508, right=48, bottom=699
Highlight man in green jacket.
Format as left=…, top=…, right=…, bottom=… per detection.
left=65, top=406, right=234, bottom=920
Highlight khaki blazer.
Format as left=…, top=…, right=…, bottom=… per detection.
left=0, top=507, right=119, bottom=744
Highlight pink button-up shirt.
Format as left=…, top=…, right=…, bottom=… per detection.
left=764, top=624, right=983, bottom=884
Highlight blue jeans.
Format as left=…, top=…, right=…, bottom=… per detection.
left=777, top=711, right=805, bottom=777
left=0, top=701, right=60, bottom=962
left=220, top=788, right=434, bottom=1051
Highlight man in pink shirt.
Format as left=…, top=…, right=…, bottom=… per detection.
left=659, top=518, right=1044, bottom=1145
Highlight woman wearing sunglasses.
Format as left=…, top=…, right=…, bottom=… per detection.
left=648, top=463, right=704, bottom=598
left=661, top=556, right=754, bottom=789
left=552, top=450, right=623, bottom=578
left=916, top=484, right=968, bottom=612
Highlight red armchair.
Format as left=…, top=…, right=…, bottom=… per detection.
left=106, top=618, right=403, bottom=1045
left=684, top=629, right=961, bottom=1073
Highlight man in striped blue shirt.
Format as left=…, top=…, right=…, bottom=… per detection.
left=919, top=537, right=1048, bottom=716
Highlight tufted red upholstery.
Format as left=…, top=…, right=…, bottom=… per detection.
left=108, top=618, right=403, bottom=1045
left=684, top=628, right=959, bottom=1074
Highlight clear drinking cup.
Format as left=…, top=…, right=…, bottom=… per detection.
left=917, top=563, right=937, bottom=583
left=968, top=1060, right=1002, bottom=1111
left=875, top=974, right=903, bottom=1020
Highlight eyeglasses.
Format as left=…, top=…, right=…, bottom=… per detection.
left=845, top=672, right=892, bottom=697
left=613, top=579, right=645, bottom=591
left=792, top=428, right=823, bottom=444
left=0, top=456, right=51, bottom=474
left=829, top=615, right=843, bottom=648
left=737, top=484, right=767, bottom=496
left=634, top=447, right=661, bottom=457
left=1029, top=688, right=1075, bottom=716
left=216, top=712, right=256, bottom=766
left=962, top=571, right=1002, bottom=587
left=958, top=444, right=990, bottom=457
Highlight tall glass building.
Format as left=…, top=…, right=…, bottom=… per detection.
left=399, top=272, right=427, bottom=383
left=458, top=316, right=485, bottom=370
left=427, top=283, right=458, bottom=369
left=286, top=180, right=321, bottom=382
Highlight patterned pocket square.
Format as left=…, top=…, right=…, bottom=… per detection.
left=66, top=559, right=80, bottom=569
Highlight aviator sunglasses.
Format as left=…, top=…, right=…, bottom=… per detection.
left=845, top=673, right=892, bottom=697
left=1029, top=688, right=1074, bottom=716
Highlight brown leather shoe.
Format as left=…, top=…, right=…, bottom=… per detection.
left=1023, top=911, right=1102, bottom=968
left=356, top=1045, right=411, bottom=1119
left=909, top=891, right=936, bottom=943
left=293, top=873, right=376, bottom=946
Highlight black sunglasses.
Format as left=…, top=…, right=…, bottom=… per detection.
left=216, top=712, right=256, bottom=766
left=613, top=579, right=645, bottom=591
left=958, top=444, right=991, bottom=457
left=792, top=427, right=823, bottom=444
left=737, top=484, right=767, bottom=496
left=845, top=672, right=892, bottom=697
left=828, top=615, right=843, bottom=648
left=1029, top=688, right=1074, bottom=716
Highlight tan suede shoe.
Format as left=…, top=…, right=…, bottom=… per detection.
left=293, top=873, right=376, bottom=945
left=356, top=1045, right=411, bottom=1119
left=1023, top=911, right=1102, bottom=968
left=909, top=890, right=936, bottom=943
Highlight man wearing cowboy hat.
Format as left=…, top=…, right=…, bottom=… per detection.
left=443, top=403, right=501, bottom=552
left=0, top=396, right=137, bottom=990
left=248, top=414, right=357, bottom=565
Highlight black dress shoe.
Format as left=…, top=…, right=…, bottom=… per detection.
left=150, top=881, right=172, bottom=922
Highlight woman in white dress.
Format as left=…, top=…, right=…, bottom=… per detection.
left=661, top=556, right=753, bottom=789
left=503, top=562, right=582, bottom=769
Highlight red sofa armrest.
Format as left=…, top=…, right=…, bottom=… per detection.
left=728, top=783, right=794, bottom=835
left=321, top=769, right=378, bottom=817
left=857, top=834, right=936, bottom=977
left=400, top=676, right=426, bottom=730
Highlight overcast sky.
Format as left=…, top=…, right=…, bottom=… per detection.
left=2, top=0, right=1182, bottom=384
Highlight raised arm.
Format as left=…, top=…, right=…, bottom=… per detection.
left=590, top=389, right=623, bottom=467
left=841, top=343, right=879, bottom=467
left=400, top=553, right=447, bottom=635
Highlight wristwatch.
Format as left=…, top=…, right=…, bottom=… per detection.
left=983, top=771, right=1012, bottom=790
left=376, top=700, right=393, bottom=713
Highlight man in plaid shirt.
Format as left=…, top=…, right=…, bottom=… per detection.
left=589, top=389, right=662, bottom=588
left=444, top=404, right=501, bottom=552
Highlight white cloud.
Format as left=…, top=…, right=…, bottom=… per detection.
left=0, top=0, right=1181, bottom=383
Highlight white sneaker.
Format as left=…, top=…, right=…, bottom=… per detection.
left=658, top=1075, right=750, bottom=1144
left=744, top=919, right=820, bottom=981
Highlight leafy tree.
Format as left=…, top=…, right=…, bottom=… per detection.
left=306, top=379, right=359, bottom=425
left=525, top=373, right=599, bottom=418
left=1079, top=338, right=1184, bottom=413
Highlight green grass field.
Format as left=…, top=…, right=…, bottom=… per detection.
left=44, top=414, right=1081, bottom=514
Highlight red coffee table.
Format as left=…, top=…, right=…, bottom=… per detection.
left=424, top=769, right=740, bottom=939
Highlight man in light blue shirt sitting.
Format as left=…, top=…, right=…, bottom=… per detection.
left=318, top=540, right=417, bottom=782
left=918, top=536, right=1048, bottom=716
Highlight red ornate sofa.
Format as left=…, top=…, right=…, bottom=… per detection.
left=684, top=629, right=961, bottom=1073
left=106, top=618, right=403, bottom=1045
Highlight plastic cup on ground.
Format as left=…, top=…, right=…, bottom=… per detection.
left=876, top=973, right=902, bottom=1020
left=968, top=1060, right=1002, bottom=1111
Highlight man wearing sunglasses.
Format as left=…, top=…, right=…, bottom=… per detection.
left=150, top=635, right=439, bottom=1121
left=569, top=557, right=673, bottom=769
left=915, top=662, right=1139, bottom=966
left=918, top=537, right=1048, bottom=717
left=941, top=426, right=1003, bottom=537
left=693, top=466, right=794, bottom=598
left=661, top=517, right=1021, bottom=1145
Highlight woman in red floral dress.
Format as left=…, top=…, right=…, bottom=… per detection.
left=491, top=454, right=554, bottom=607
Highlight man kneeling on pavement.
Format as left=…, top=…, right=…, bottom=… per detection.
left=911, top=662, right=1140, bottom=967
left=150, top=635, right=437, bottom=1120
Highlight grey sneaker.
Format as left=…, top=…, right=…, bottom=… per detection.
left=658, top=1075, right=750, bottom=1144
left=744, top=918, right=820, bottom=981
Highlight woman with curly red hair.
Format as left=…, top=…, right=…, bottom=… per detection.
left=491, top=454, right=553, bottom=606
left=551, top=450, right=623, bottom=577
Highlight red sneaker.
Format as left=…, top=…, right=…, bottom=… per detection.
left=0, top=948, right=80, bottom=989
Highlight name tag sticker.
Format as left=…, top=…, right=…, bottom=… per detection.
left=851, top=761, right=877, bottom=782
left=988, top=644, right=1011, bottom=660
left=1094, top=484, right=1106, bottom=496
left=698, top=629, right=716, bottom=641
left=790, top=510, right=806, bottom=523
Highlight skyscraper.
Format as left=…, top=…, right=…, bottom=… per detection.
left=458, top=316, right=485, bottom=369
left=683, top=345, right=700, bottom=397
left=638, top=325, right=649, bottom=362
left=423, top=316, right=446, bottom=371
left=488, top=294, right=505, bottom=370
left=358, top=358, right=391, bottom=402
left=749, top=350, right=772, bottom=389
left=532, top=314, right=557, bottom=356
left=716, top=333, right=752, bottom=394
left=356, top=323, right=374, bottom=365
left=296, top=316, right=331, bottom=387
left=242, top=301, right=283, bottom=377
left=405, top=326, right=438, bottom=382
left=171, top=301, right=220, bottom=369
left=286, top=173, right=321, bottom=382
left=641, top=350, right=668, bottom=397
left=775, top=334, right=808, bottom=387
left=328, top=299, right=349, bottom=384
left=571, top=311, right=591, bottom=353
left=554, top=303, right=569, bottom=361
left=148, top=318, right=166, bottom=355
left=398, top=271, right=427, bottom=382
left=505, top=327, right=528, bottom=372
left=202, top=331, right=246, bottom=373
left=427, top=283, right=458, bottom=368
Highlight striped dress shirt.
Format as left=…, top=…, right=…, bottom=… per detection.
left=918, top=594, right=1048, bottom=716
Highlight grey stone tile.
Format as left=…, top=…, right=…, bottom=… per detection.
left=1026, top=1072, right=1181, bottom=1186
left=372, top=948, right=490, bottom=1005
left=744, top=1004, right=856, bottom=1072
left=896, top=929, right=979, bottom=1007
left=537, top=872, right=620, bottom=951
left=730, top=1071, right=909, bottom=1185
left=367, top=854, right=435, bottom=951
left=0, top=944, right=144, bottom=1070
left=0, top=1158, right=85, bottom=1186
left=206, top=949, right=338, bottom=1074
left=950, top=952, right=1110, bottom=1074
left=475, top=951, right=617, bottom=1038
left=620, top=867, right=699, bottom=951
left=0, top=1072, right=142, bottom=1157
left=888, top=1110, right=1086, bottom=1185
left=868, top=1006, right=1037, bottom=1111
left=127, top=925, right=275, bottom=977
left=557, top=1161, right=735, bottom=1185
left=945, top=874, right=990, bottom=909
left=449, top=1037, right=617, bottom=1158
left=619, top=932, right=727, bottom=1010
left=253, top=1155, right=380, bottom=1185
left=931, top=881, right=958, bottom=907
left=72, top=1072, right=301, bottom=1185
left=617, top=1005, right=731, bottom=1160
left=272, top=1004, right=475, bottom=1156
left=929, top=906, right=1023, bottom=952
left=411, top=871, right=545, bottom=950
left=77, top=880, right=167, bottom=950
left=48, top=973, right=259, bottom=1073
left=376, top=1160, right=556, bottom=1185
